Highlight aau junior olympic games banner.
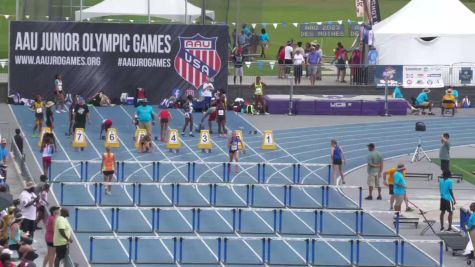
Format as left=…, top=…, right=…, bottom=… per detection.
left=9, top=21, right=228, bottom=102
left=402, top=66, right=444, bottom=88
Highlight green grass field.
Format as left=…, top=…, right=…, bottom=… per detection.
left=2, top=0, right=475, bottom=62
left=433, top=158, right=475, bottom=186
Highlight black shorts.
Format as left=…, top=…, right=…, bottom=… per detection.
left=440, top=199, right=454, bottom=212
left=46, top=120, right=53, bottom=128
left=46, top=241, right=54, bottom=247
left=440, top=160, right=450, bottom=172
left=229, top=149, right=238, bottom=154
left=278, top=60, right=284, bottom=64
left=388, top=184, right=394, bottom=195
left=284, top=59, right=292, bottom=65
left=217, top=116, right=225, bottom=122
left=74, top=122, right=86, bottom=130
left=103, top=170, right=114, bottom=176
left=160, top=119, right=169, bottom=123
left=332, top=159, right=342, bottom=165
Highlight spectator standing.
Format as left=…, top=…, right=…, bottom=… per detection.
left=259, top=28, right=270, bottom=58
left=330, top=139, right=346, bottom=185
left=350, top=48, right=362, bottom=84
left=238, top=31, right=248, bottom=53
left=249, top=29, right=259, bottom=55
left=467, top=202, right=475, bottom=251
left=251, top=76, right=267, bottom=114
left=304, top=43, right=311, bottom=77
left=439, top=170, right=456, bottom=232
left=439, top=133, right=450, bottom=173
left=284, top=41, right=293, bottom=76
left=233, top=48, right=244, bottom=85
left=293, top=49, right=305, bottom=85
left=158, top=107, right=171, bottom=142
left=13, top=129, right=24, bottom=155
left=383, top=166, right=413, bottom=211
left=43, top=206, right=59, bottom=267
left=53, top=208, right=72, bottom=267
left=365, top=143, right=383, bottom=200
left=315, top=44, right=323, bottom=80
left=415, top=88, right=434, bottom=115
left=0, top=139, right=8, bottom=164
left=35, top=184, right=49, bottom=229
left=19, top=182, right=38, bottom=238
left=307, top=47, right=321, bottom=86
left=30, top=96, right=44, bottom=138
left=101, top=147, right=116, bottom=195
left=334, top=42, right=347, bottom=83
left=392, top=86, right=418, bottom=113
left=277, top=46, right=285, bottom=78
left=135, top=99, right=155, bottom=139
left=54, top=75, right=66, bottom=113
left=392, top=163, right=407, bottom=212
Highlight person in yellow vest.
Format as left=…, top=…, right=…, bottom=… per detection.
left=101, top=146, right=116, bottom=195
left=383, top=166, right=413, bottom=211
left=250, top=76, right=267, bottom=114
left=30, top=95, right=45, bottom=138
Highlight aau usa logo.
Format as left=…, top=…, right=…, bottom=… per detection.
left=174, top=34, right=222, bottom=89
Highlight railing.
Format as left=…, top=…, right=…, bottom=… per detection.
left=88, top=235, right=444, bottom=266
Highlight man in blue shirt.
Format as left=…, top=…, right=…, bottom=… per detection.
left=307, top=46, right=321, bottom=86
left=135, top=99, right=155, bottom=139
left=439, top=170, right=456, bottom=232
left=393, top=86, right=417, bottom=113
left=392, top=163, right=407, bottom=212
left=415, top=88, right=434, bottom=115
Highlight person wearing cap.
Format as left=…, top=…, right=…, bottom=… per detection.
left=366, top=143, right=383, bottom=200
left=45, top=101, right=55, bottom=130
left=19, top=182, right=39, bottom=239
left=54, top=208, right=72, bottom=267
left=30, top=95, right=44, bottom=138
left=415, top=88, right=434, bottom=115
left=467, top=202, right=475, bottom=252
left=383, top=166, right=413, bottom=211
left=43, top=206, right=60, bottom=267
left=441, top=88, right=456, bottom=115
left=392, top=163, right=407, bottom=212
left=0, top=138, right=8, bottom=165
left=99, top=119, right=113, bottom=140
left=439, top=170, right=457, bottom=232
left=135, top=99, right=156, bottom=139
left=439, top=133, right=450, bottom=173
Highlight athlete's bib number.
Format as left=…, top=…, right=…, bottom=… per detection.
left=36, top=108, right=43, bottom=114
left=231, top=144, right=238, bottom=151
left=218, top=110, right=224, bottom=116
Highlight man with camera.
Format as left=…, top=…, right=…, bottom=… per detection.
left=19, top=182, right=39, bottom=239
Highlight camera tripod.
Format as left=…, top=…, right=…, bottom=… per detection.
left=411, top=135, right=431, bottom=163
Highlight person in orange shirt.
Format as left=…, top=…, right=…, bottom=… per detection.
left=383, top=166, right=413, bottom=211
left=101, top=146, right=116, bottom=195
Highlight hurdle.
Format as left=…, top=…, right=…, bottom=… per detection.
left=57, top=181, right=363, bottom=210
left=88, top=235, right=444, bottom=266
left=51, top=160, right=330, bottom=185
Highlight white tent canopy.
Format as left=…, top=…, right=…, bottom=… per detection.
left=75, top=0, right=215, bottom=23
left=373, top=0, right=475, bottom=65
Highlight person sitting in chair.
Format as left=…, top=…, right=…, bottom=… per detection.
left=393, top=86, right=417, bottom=114
left=415, top=88, right=434, bottom=115
left=441, top=88, right=456, bottom=115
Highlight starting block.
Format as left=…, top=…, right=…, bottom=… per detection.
left=105, top=128, right=120, bottom=148
left=197, top=130, right=212, bottom=153
left=38, top=127, right=51, bottom=147
left=72, top=128, right=87, bottom=148
left=261, top=130, right=276, bottom=150
left=166, top=129, right=181, bottom=153
left=134, top=128, right=147, bottom=150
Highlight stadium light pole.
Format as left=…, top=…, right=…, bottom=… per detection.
left=16, top=0, right=19, bottom=20
left=147, top=0, right=151, bottom=24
